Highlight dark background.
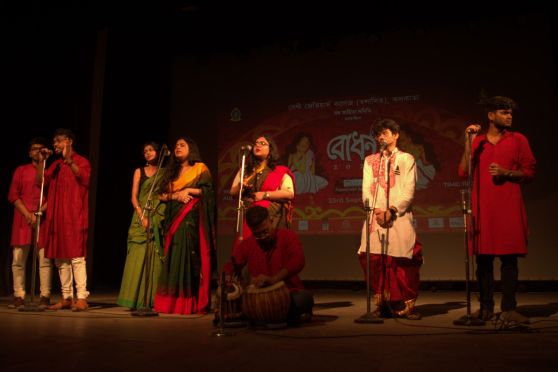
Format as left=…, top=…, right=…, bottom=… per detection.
left=1, top=2, right=557, bottom=294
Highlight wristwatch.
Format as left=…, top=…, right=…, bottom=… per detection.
left=264, top=191, right=270, bottom=200
left=388, top=207, right=398, bottom=220
left=506, top=170, right=513, bottom=178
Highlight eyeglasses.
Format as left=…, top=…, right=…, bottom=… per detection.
left=254, top=141, right=269, bottom=147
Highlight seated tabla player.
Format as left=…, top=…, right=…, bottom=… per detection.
left=222, top=205, right=314, bottom=326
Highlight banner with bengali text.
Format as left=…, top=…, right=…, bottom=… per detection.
left=217, top=94, right=468, bottom=235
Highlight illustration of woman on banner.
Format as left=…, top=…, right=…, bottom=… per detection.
left=398, top=129, right=436, bottom=190
left=287, top=133, right=328, bottom=194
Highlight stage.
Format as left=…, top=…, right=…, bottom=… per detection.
left=1, top=289, right=558, bottom=371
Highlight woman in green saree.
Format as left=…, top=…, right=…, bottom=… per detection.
left=154, top=136, right=216, bottom=314
left=117, top=142, right=166, bottom=309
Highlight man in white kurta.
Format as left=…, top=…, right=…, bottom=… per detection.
left=358, top=119, right=423, bottom=320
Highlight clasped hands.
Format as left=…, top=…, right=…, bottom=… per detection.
left=240, top=182, right=264, bottom=202
left=172, top=189, right=193, bottom=204
left=488, top=162, right=507, bottom=177
left=373, top=208, right=395, bottom=228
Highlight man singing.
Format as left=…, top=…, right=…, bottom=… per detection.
left=459, top=96, right=535, bottom=324
left=358, top=118, right=422, bottom=320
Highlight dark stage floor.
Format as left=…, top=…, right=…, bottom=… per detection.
left=1, top=289, right=558, bottom=371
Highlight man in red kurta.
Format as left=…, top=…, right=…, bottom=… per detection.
left=8, top=137, right=52, bottom=309
left=459, top=96, right=535, bottom=324
left=42, top=128, right=91, bottom=311
left=224, top=205, right=313, bottom=326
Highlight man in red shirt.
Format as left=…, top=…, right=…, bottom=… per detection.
left=224, top=205, right=313, bottom=326
left=41, top=128, right=91, bottom=312
left=8, top=137, right=53, bottom=309
left=459, top=96, right=535, bottom=324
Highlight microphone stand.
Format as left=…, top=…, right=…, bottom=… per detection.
left=382, top=152, right=391, bottom=315
left=213, top=147, right=250, bottom=333
left=454, top=132, right=485, bottom=326
left=234, top=148, right=249, bottom=241
left=132, top=147, right=169, bottom=317
left=211, top=271, right=236, bottom=337
left=19, top=157, right=48, bottom=312
left=355, top=146, right=384, bottom=324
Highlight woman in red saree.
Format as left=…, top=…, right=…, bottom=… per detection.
left=153, top=136, right=216, bottom=315
left=230, top=135, right=295, bottom=239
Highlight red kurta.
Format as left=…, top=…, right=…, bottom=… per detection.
left=43, top=153, right=90, bottom=259
left=226, top=229, right=305, bottom=291
left=458, top=131, right=535, bottom=255
left=8, top=164, right=46, bottom=247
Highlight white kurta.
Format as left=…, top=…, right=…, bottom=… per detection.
left=358, top=148, right=417, bottom=258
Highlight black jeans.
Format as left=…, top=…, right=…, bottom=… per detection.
left=476, top=254, right=519, bottom=312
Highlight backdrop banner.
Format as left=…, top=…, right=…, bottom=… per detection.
left=218, top=94, right=466, bottom=235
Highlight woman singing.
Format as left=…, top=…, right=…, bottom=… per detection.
left=153, top=136, right=216, bottom=315
left=230, top=135, right=295, bottom=238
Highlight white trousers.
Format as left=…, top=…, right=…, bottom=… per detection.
left=12, top=246, right=52, bottom=298
left=55, top=257, right=90, bottom=300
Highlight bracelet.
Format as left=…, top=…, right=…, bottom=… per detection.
left=506, top=171, right=513, bottom=178
left=388, top=207, right=398, bottom=220
left=264, top=191, right=270, bottom=200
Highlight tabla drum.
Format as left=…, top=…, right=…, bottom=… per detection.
left=214, top=282, right=245, bottom=327
left=242, top=281, right=291, bottom=326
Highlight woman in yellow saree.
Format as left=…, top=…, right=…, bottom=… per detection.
left=153, top=136, right=215, bottom=314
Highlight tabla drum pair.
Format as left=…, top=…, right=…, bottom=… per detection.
left=214, top=281, right=291, bottom=328
left=214, top=282, right=244, bottom=327
left=242, top=281, right=291, bottom=328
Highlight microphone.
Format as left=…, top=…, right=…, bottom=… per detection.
left=378, top=141, right=387, bottom=151
left=40, top=148, right=53, bottom=156
left=240, top=144, right=252, bottom=152
left=161, top=144, right=171, bottom=157
left=466, top=125, right=481, bottom=134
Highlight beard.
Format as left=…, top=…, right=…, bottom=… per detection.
left=494, top=119, right=512, bottom=130
left=257, top=238, right=275, bottom=251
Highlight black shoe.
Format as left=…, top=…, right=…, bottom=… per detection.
left=299, top=312, right=312, bottom=323
left=471, top=308, right=494, bottom=321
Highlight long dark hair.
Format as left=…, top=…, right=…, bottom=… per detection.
left=159, top=136, right=203, bottom=192
left=244, top=134, right=281, bottom=173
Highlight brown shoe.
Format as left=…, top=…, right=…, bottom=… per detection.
left=72, top=298, right=89, bottom=312
left=395, top=299, right=422, bottom=320
left=8, top=296, right=25, bottom=309
left=48, top=298, right=73, bottom=310
left=38, top=296, right=51, bottom=309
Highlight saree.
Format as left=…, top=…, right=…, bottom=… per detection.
left=117, top=168, right=166, bottom=309
left=153, top=162, right=216, bottom=314
left=240, top=165, right=294, bottom=239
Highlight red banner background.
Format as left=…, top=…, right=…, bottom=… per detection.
left=218, top=95, right=468, bottom=235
